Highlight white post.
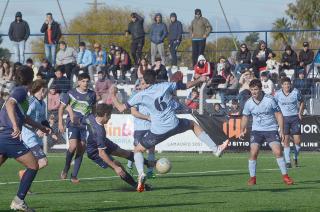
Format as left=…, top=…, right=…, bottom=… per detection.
left=199, top=82, right=207, bottom=115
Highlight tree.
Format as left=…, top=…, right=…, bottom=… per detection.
left=271, top=17, right=292, bottom=47
left=0, top=35, right=11, bottom=59
left=206, top=36, right=240, bottom=62
left=243, top=32, right=259, bottom=50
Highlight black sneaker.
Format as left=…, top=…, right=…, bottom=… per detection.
left=294, top=159, right=299, bottom=167
left=144, top=183, right=152, bottom=191
left=286, top=163, right=292, bottom=169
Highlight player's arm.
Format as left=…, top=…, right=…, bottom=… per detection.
left=185, top=76, right=207, bottom=89
left=5, top=98, right=21, bottom=138
left=298, top=101, right=304, bottom=120
left=98, top=148, right=125, bottom=177
left=24, top=116, right=51, bottom=134
left=240, top=115, right=249, bottom=139
left=58, top=102, right=67, bottom=133
left=131, top=107, right=150, bottom=121
left=111, top=87, right=129, bottom=112
left=275, top=111, right=284, bottom=142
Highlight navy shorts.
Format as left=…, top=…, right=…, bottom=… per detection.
left=283, top=115, right=301, bottom=135
left=30, top=145, right=46, bottom=160
left=68, top=126, right=88, bottom=142
left=250, top=131, right=280, bottom=146
left=140, top=118, right=192, bottom=149
left=0, top=138, right=30, bottom=159
left=133, top=130, right=148, bottom=146
left=87, top=138, right=119, bottom=169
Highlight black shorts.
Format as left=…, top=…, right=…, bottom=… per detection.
left=140, top=118, right=192, bottom=149
left=133, top=130, right=149, bottom=146
left=30, top=145, right=46, bottom=160
left=68, top=126, right=88, bottom=142
left=0, top=138, right=30, bottom=159
left=250, top=131, right=280, bottom=146
left=283, top=115, right=301, bottom=135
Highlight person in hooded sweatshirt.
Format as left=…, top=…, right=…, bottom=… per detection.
left=8, top=12, right=30, bottom=64
left=190, top=9, right=212, bottom=66
left=150, top=13, right=168, bottom=65
left=168, top=12, right=183, bottom=67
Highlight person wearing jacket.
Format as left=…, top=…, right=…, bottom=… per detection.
left=280, top=45, right=298, bottom=73
left=298, top=41, right=314, bottom=76
left=126, top=13, right=145, bottom=65
left=235, top=43, right=251, bottom=75
left=151, top=57, right=168, bottom=81
left=252, top=40, right=272, bottom=78
left=190, top=9, right=212, bottom=66
left=71, top=42, right=92, bottom=81
left=56, top=41, right=77, bottom=79
left=40, top=13, right=62, bottom=66
left=194, top=55, right=212, bottom=79
left=150, top=13, right=168, bottom=65
left=88, top=43, right=107, bottom=83
left=8, top=12, right=30, bottom=63
left=168, top=12, right=183, bottom=67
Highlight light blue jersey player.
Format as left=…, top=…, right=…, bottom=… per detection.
left=274, top=77, right=304, bottom=168
left=112, top=70, right=230, bottom=192
left=240, top=79, right=294, bottom=186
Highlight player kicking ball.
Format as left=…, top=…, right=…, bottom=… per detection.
left=274, top=77, right=304, bottom=168
left=240, top=79, right=294, bottom=186
left=112, top=70, right=230, bottom=192
left=85, top=104, right=151, bottom=191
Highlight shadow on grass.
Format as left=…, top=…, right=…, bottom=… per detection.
left=160, top=172, right=247, bottom=179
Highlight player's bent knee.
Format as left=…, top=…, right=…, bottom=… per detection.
left=38, top=158, right=48, bottom=169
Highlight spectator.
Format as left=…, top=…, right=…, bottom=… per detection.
left=26, top=58, right=38, bottom=80
left=38, top=58, right=55, bottom=82
left=194, top=55, right=212, bottom=79
left=0, top=59, right=13, bottom=81
left=52, top=67, right=71, bottom=94
left=152, top=57, right=168, bottom=82
left=190, top=9, right=212, bottom=66
left=88, top=42, right=107, bottom=83
left=106, top=44, right=115, bottom=78
left=238, top=69, right=255, bottom=109
left=293, top=69, right=312, bottom=96
left=185, top=88, right=199, bottom=110
left=56, top=41, right=77, bottom=79
left=48, top=86, right=61, bottom=112
left=228, top=99, right=241, bottom=116
left=298, top=41, right=314, bottom=76
left=95, top=71, right=114, bottom=104
left=280, top=45, right=298, bottom=79
left=108, top=46, right=121, bottom=81
left=252, top=40, right=272, bottom=78
left=8, top=11, right=30, bottom=63
left=216, top=56, right=231, bottom=76
left=211, top=103, right=227, bottom=116
left=126, top=12, right=145, bottom=65
left=72, top=42, right=92, bottom=79
left=136, top=58, right=151, bottom=79
left=235, top=43, right=251, bottom=76
left=260, top=71, right=275, bottom=95
left=40, top=13, right=62, bottom=66
left=219, top=68, right=239, bottom=105
left=150, top=13, right=168, bottom=65
left=266, top=52, right=279, bottom=74
left=168, top=12, right=183, bottom=67
left=119, top=48, right=132, bottom=82
left=36, top=72, right=44, bottom=80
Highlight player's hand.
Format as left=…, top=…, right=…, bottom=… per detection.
left=58, top=122, right=65, bottom=133
left=114, top=166, right=126, bottom=178
left=239, top=130, right=246, bottom=140
left=11, top=126, right=21, bottom=138
left=51, top=134, right=58, bottom=141
left=279, top=130, right=285, bottom=143
left=36, top=130, right=45, bottom=138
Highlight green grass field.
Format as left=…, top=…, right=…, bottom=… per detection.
left=0, top=152, right=320, bottom=211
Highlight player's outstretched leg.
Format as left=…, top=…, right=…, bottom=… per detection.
left=248, top=143, right=259, bottom=186
left=191, top=121, right=229, bottom=157
left=270, top=142, right=294, bottom=185
left=71, top=141, right=86, bottom=184
left=146, top=147, right=156, bottom=179
left=11, top=152, right=39, bottom=212
left=61, top=139, right=77, bottom=180
left=283, top=135, right=292, bottom=168
left=134, top=144, right=147, bottom=192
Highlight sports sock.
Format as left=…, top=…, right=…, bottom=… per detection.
left=248, top=160, right=256, bottom=177
left=198, top=131, right=217, bottom=152
left=276, top=157, right=287, bottom=175
left=17, top=168, right=38, bottom=200
left=72, top=154, right=83, bottom=178
left=283, top=147, right=291, bottom=163
left=120, top=170, right=137, bottom=188
left=147, top=152, right=155, bottom=173
left=127, top=160, right=133, bottom=169
left=134, top=152, right=144, bottom=176
left=127, top=151, right=150, bottom=167
left=294, top=144, right=301, bottom=160
left=63, top=150, right=75, bottom=173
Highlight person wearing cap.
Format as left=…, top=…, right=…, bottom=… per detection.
left=280, top=45, right=298, bottom=77
left=71, top=42, right=93, bottom=80
left=194, top=54, right=212, bottom=79
left=190, top=9, right=212, bottom=66
left=56, top=41, right=77, bottom=79
left=298, top=41, right=314, bottom=76
left=168, top=12, right=183, bottom=67
left=150, top=13, right=168, bottom=65
left=40, top=13, right=62, bottom=66
left=8, top=11, right=30, bottom=63
left=126, top=12, right=145, bottom=65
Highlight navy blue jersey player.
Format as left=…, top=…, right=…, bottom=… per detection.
left=0, top=66, right=51, bottom=211
left=112, top=70, right=230, bottom=192
left=240, top=79, right=294, bottom=186
left=274, top=77, right=304, bottom=168
left=86, top=103, right=151, bottom=191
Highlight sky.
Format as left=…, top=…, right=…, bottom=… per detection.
left=0, top=0, right=295, bottom=52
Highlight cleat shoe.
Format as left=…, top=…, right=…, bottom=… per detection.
left=286, top=163, right=292, bottom=169
left=146, top=171, right=156, bottom=179
left=247, top=176, right=256, bottom=186
left=137, top=173, right=146, bottom=192
left=144, top=183, right=152, bottom=191
left=60, top=171, right=67, bottom=180
left=294, top=159, right=299, bottom=167
left=70, top=176, right=80, bottom=184
left=214, top=139, right=230, bottom=157
left=10, top=196, right=35, bottom=212
left=283, top=174, right=294, bottom=185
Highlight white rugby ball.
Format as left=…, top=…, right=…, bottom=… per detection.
left=156, top=158, right=172, bottom=174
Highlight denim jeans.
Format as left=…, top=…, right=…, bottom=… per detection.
left=45, top=44, right=57, bottom=66
left=151, top=42, right=165, bottom=65
left=12, top=40, right=25, bottom=63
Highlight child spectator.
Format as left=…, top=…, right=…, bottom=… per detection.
left=228, top=99, right=241, bottom=116
left=185, top=88, right=199, bottom=110
left=26, top=58, right=39, bottom=80
left=261, top=71, right=275, bottom=95
left=194, top=55, right=212, bottom=79
left=266, top=52, right=278, bottom=74
left=152, top=57, right=168, bottom=82
left=52, top=67, right=71, bottom=93
left=48, top=86, right=60, bottom=112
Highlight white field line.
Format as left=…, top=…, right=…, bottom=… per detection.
left=0, top=168, right=278, bottom=186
